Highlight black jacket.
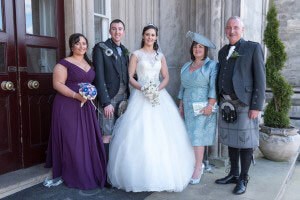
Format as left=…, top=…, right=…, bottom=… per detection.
left=92, top=39, right=129, bottom=108
left=217, top=39, right=266, bottom=110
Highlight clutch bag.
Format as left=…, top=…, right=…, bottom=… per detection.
left=192, top=102, right=218, bottom=116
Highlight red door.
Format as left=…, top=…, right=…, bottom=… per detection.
left=0, top=0, right=19, bottom=174
left=0, top=0, right=65, bottom=174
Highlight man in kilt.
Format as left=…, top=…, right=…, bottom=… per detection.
left=215, top=16, right=266, bottom=195
left=93, top=19, right=130, bottom=171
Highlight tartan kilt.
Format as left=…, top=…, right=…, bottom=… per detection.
left=98, top=83, right=128, bottom=135
left=218, top=99, right=259, bottom=148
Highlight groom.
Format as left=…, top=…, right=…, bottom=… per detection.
left=93, top=19, right=130, bottom=164
left=215, top=16, right=266, bottom=195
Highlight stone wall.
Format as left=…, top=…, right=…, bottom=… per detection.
left=275, top=0, right=300, bottom=87
left=64, top=0, right=95, bottom=56
left=273, top=0, right=300, bottom=128
left=111, top=0, right=267, bottom=100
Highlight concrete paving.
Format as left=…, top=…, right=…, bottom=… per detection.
left=0, top=164, right=51, bottom=199
left=146, top=156, right=297, bottom=200
left=282, top=161, right=300, bottom=200
left=1, top=155, right=299, bottom=200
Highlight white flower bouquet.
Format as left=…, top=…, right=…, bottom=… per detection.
left=141, top=80, right=160, bottom=107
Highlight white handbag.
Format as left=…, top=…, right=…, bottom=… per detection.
left=192, top=102, right=218, bottom=116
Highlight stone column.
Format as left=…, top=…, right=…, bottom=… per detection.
left=208, top=0, right=222, bottom=159
left=64, top=0, right=95, bottom=55
left=85, top=0, right=95, bottom=55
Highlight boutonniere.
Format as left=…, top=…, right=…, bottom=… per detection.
left=230, top=50, right=242, bottom=59
left=122, top=47, right=130, bottom=57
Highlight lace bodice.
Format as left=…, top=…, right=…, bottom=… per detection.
left=133, top=49, right=163, bottom=85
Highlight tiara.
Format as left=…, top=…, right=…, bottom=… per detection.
left=147, top=23, right=158, bottom=29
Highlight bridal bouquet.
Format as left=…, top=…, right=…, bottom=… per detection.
left=78, top=83, right=97, bottom=107
left=141, top=80, right=160, bottom=107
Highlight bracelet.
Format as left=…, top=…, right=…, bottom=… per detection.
left=72, top=92, right=76, bottom=99
left=207, top=104, right=214, bottom=108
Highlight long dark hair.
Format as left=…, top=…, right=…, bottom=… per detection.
left=140, top=24, right=159, bottom=54
left=189, top=41, right=208, bottom=61
left=68, top=33, right=93, bottom=66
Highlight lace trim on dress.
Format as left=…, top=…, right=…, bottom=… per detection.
left=134, top=50, right=162, bottom=86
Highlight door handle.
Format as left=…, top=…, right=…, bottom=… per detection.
left=27, top=80, right=40, bottom=89
left=1, top=81, right=15, bottom=91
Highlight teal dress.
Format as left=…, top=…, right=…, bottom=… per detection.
left=178, top=57, right=218, bottom=146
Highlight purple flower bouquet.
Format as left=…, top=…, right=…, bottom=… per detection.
left=78, top=83, right=97, bottom=107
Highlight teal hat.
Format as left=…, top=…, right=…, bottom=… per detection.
left=186, top=31, right=216, bottom=49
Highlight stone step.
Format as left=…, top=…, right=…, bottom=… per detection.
left=1, top=155, right=298, bottom=200
left=282, top=160, right=300, bottom=200
left=145, top=154, right=299, bottom=200
left=0, top=164, right=51, bottom=199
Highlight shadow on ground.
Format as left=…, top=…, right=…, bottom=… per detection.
left=3, top=183, right=151, bottom=200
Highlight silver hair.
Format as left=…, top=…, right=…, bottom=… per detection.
left=226, top=16, right=244, bottom=28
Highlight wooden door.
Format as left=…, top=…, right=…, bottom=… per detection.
left=0, top=0, right=20, bottom=175
left=0, top=0, right=65, bottom=174
left=16, top=0, right=65, bottom=167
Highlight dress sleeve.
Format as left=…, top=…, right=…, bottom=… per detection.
left=132, top=50, right=140, bottom=61
left=177, top=84, right=184, bottom=100
left=207, top=60, right=218, bottom=99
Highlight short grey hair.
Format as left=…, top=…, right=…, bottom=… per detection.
left=226, top=16, right=244, bottom=28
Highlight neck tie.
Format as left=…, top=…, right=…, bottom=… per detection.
left=226, top=46, right=236, bottom=60
left=116, top=47, right=122, bottom=56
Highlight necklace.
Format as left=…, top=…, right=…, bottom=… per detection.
left=190, top=60, right=203, bottom=72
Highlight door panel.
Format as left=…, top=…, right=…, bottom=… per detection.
left=16, top=0, right=65, bottom=167
left=0, top=0, right=20, bottom=174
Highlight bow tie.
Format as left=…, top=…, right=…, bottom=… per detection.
left=226, top=45, right=236, bottom=60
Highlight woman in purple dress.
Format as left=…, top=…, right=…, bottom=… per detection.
left=45, top=33, right=106, bottom=190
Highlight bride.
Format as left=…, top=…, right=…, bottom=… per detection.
left=107, top=24, right=195, bottom=192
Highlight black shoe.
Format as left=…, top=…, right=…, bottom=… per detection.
left=215, top=174, right=239, bottom=184
left=233, top=178, right=248, bottom=195
left=104, top=181, right=112, bottom=188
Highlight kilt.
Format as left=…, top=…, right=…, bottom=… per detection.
left=218, top=99, right=259, bottom=148
left=99, top=83, right=128, bottom=135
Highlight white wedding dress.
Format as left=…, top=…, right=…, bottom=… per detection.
left=107, top=50, right=195, bottom=192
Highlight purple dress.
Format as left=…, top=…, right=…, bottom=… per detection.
left=46, top=59, right=106, bottom=190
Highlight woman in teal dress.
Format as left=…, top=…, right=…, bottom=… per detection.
left=178, top=31, right=218, bottom=185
